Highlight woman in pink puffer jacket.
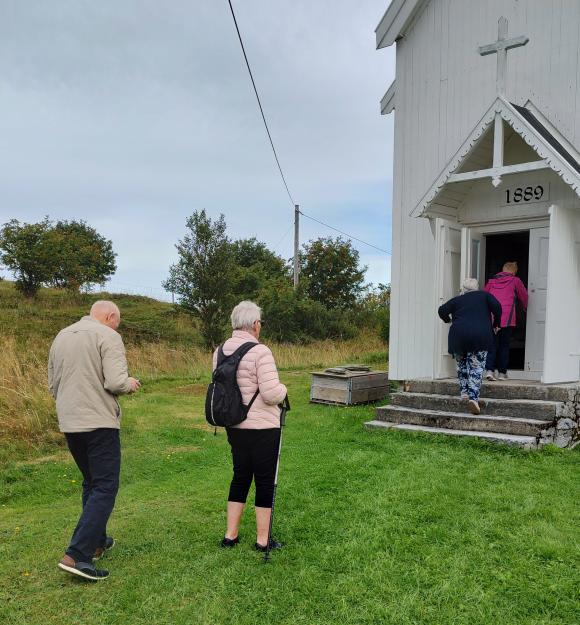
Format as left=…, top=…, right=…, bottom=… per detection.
left=484, top=261, right=528, bottom=380
left=214, top=300, right=287, bottom=553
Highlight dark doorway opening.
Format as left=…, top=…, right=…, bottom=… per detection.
left=484, top=231, right=530, bottom=371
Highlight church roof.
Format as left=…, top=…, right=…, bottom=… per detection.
left=376, top=0, right=428, bottom=49
left=411, top=97, right=580, bottom=218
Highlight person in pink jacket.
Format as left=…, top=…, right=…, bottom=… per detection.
left=214, top=300, right=288, bottom=552
left=484, top=261, right=528, bottom=380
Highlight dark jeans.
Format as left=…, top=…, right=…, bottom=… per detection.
left=486, top=327, right=513, bottom=374
left=226, top=428, right=280, bottom=508
left=64, top=428, right=121, bottom=563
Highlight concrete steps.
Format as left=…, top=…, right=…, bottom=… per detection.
left=376, top=405, right=550, bottom=437
left=405, top=379, right=574, bottom=402
left=364, top=420, right=538, bottom=449
left=364, top=378, right=577, bottom=448
left=389, top=392, right=558, bottom=421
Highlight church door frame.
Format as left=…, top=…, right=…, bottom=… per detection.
left=461, top=216, right=551, bottom=382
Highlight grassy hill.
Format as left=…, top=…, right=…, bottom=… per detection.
left=0, top=280, right=387, bottom=450
left=0, top=280, right=199, bottom=346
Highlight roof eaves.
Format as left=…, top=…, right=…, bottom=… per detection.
left=375, top=0, right=426, bottom=49
left=381, top=80, right=396, bottom=115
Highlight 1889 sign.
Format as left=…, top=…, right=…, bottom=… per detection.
left=505, top=184, right=545, bottom=204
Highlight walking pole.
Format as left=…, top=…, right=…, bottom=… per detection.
left=264, top=395, right=290, bottom=563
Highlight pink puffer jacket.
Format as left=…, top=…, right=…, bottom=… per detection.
left=212, top=330, right=287, bottom=429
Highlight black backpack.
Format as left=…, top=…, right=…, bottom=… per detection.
left=205, top=342, right=259, bottom=428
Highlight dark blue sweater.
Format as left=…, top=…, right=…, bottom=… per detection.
left=438, top=290, right=502, bottom=356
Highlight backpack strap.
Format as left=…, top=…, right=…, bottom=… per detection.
left=231, top=342, right=260, bottom=413
left=216, top=345, right=226, bottom=367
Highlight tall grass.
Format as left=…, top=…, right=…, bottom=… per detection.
left=0, top=333, right=387, bottom=446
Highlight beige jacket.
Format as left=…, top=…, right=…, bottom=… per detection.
left=212, top=330, right=287, bottom=429
left=48, top=316, right=133, bottom=433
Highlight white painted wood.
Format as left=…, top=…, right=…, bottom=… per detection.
left=448, top=160, right=549, bottom=184
left=525, top=227, right=550, bottom=375
left=492, top=114, right=504, bottom=170
left=381, top=80, right=396, bottom=115
left=434, top=218, right=462, bottom=379
left=543, top=205, right=580, bottom=382
left=461, top=226, right=485, bottom=286
left=478, top=17, right=529, bottom=97
left=380, top=0, right=580, bottom=381
left=375, top=0, right=426, bottom=49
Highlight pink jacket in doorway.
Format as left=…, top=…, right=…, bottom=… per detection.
left=484, top=272, right=528, bottom=327
left=212, top=330, right=287, bottom=429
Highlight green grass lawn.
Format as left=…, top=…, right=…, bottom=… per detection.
left=1, top=373, right=579, bottom=625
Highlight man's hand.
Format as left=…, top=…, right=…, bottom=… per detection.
left=128, top=377, right=141, bottom=393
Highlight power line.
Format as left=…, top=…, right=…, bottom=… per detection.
left=226, top=0, right=391, bottom=259
left=299, top=210, right=392, bottom=255
left=273, top=222, right=294, bottom=250
left=226, top=0, right=295, bottom=207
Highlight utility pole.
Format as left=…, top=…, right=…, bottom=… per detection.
left=293, top=204, right=300, bottom=289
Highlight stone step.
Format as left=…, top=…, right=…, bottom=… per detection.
left=405, top=379, right=576, bottom=402
left=390, top=392, right=559, bottom=421
left=364, top=420, right=538, bottom=449
left=375, top=405, right=550, bottom=437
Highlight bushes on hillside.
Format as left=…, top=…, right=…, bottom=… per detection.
left=0, top=218, right=116, bottom=297
left=165, top=211, right=390, bottom=347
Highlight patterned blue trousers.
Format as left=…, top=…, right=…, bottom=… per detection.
left=455, top=351, right=487, bottom=401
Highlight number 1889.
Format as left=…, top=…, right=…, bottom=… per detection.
left=505, top=185, right=544, bottom=204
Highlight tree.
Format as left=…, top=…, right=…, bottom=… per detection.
left=163, top=210, right=234, bottom=349
left=230, top=237, right=289, bottom=300
left=0, top=218, right=54, bottom=297
left=300, top=237, right=367, bottom=309
left=46, top=220, right=116, bottom=291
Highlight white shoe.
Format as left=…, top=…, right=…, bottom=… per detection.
left=460, top=394, right=469, bottom=400
left=467, top=399, right=481, bottom=415
left=497, top=373, right=508, bottom=380
left=485, top=371, right=495, bottom=381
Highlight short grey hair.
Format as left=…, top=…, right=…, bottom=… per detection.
left=231, top=300, right=262, bottom=330
left=461, top=278, right=479, bottom=293
left=90, top=300, right=120, bottom=317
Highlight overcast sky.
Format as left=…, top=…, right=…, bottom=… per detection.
left=0, top=0, right=395, bottom=300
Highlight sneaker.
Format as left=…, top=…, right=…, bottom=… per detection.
left=93, top=536, right=115, bottom=561
left=255, top=538, right=282, bottom=552
left=467, top=399, right=481, bottom=415
left=220, top=536, right=239, bottom=548
left=460, top=394, right=469, bottom=400
left=497, top=373, right=508, bottom=380
left=58, top=555, right=109, bottom=581
left=485, top=371, right=495, bottom=381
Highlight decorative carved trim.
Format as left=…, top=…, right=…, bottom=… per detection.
left=411, top=97, right=580, bottom=218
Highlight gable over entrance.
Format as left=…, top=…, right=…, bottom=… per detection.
left=411, top=97, right=580, bottom=220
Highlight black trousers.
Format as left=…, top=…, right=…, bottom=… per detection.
left=486, top=327, right=513, bottom=374
left=64, top=428, right=121, bottom=563
left=226, top=428, right=280, bottom=508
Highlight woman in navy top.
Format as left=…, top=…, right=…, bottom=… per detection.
left=438, top=278, right=502, bottom=414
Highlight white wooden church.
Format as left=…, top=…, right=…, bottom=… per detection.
left=378, top=0, right=580, bottom=386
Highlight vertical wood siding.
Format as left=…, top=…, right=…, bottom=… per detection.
left=389, top=0, right=580, bottom=379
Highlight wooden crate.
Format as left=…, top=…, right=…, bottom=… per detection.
left=310, top=369, right=389, bottom=405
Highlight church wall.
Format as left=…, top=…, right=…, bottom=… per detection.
left=388, top=0, right=580, bottom=379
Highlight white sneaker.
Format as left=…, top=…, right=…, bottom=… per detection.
left=497, top=373, right=508, bottom=380
left=467, top=399, right=481, bottom=415
left=485, top=371, right=495, bottom=381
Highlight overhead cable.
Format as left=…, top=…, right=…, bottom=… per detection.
left=226, top=0, right=295, bottom=207
left=299, top=210, right=392, bottom=255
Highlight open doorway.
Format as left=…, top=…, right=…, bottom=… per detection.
left=484, top=231, right=529, bottom=370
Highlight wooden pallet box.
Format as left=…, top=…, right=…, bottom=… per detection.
left=310, top=369, right=389, bottom=405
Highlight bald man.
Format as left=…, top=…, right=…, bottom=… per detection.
left=48, top=300, right=140, bottom=581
